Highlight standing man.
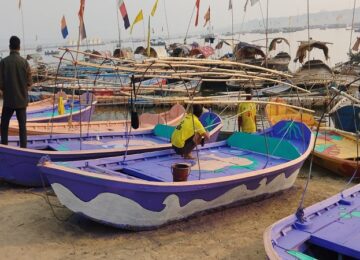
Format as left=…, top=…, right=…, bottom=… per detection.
left=0, top=36, right=32, bottom=148
left=238, top=87, right=257, bottom=133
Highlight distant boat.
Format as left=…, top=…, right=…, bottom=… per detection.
left=292, top=40, right=334, bottom=88
left=45, top=50, right=60, bottom=56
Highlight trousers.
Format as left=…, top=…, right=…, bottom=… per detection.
left=1, top=106, right=27, bottom=148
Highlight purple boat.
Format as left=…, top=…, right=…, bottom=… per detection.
left=24, top=93, right=97, bottom=123
left=38, top=121, right=314, bottom=230
left=264, top=183, right=360, bottom=259
left=0, top=112, right=222, bottom=187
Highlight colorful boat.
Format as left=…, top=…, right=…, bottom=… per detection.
left=264, top=183, right=360, bottom=259
left=38, top=120, right=313, bottom=230
left=0, top=112, right=222, bottom=187
left=313, top=127, right=360, bottom=179
left=8, top=104, right=185, bottom=135
left=330, top=104, right=360, bottom=133
left=265, top=98, right=319, bottom=127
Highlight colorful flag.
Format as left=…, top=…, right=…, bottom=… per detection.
left=195, top=0, right=200, bottom=27
left=228, top=0, right=232, bottom=10
left=147, top=16, right=151, bottom=56
left=78, top=0, right=87, bottom=39
left=244, top=0, right=259, bottom=12
left=203, top=7, right=210, bottom=27
left=61, top=15, right=69, bottom=39
left=130, top=9, right=143, bottom=34
left=117, top=0, right=130, bottom=29
left=151, top=0, right=159, bottom=17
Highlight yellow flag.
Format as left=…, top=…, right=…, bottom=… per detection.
left=130, top=9, right=143, bottom=34
left=58, top=96, right=65, bottom=115
left=147, top=16, right=151, bottom=56
left=151, top=0, right=159, bottom=17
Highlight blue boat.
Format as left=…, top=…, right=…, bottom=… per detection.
left=331, top=104, right=360, bottom=133
left=264, top=183, right=360, bottom=259
left=0, top=112, right=222, bottom=187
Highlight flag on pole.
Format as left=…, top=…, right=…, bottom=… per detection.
left=151, top=0, right=159, bottom=17
left=117, top=0, right=130, bottom=29
left=130, top=9, right=143, bottom=34
left=203, top=7, right=210, bottom=27
left=228, top=0, right=233, bottom=10
left=147, top=16, right=151, bottom=56
left=78, top=0, right=87, bottom=39
left=244, top=0, right=259, bottom=12
left=195, top=0, right=200, bottom=27
left=61, top=15, right=69, bottom=39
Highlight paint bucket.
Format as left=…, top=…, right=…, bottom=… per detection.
left=171, top=163, right=191, bottom=182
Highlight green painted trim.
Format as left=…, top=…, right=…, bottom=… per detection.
left=287, top=250, right=317, bottom=260
left=227, top=132, right=300, bottom=160
left=153, top=124, right=176, bottom=140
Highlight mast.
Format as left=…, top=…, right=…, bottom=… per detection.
left=163, top=0, right=171, bottom=43
left=265, top=0, right=269, bottom=67
left=307, top=0, right=311, bottom=71
left=116, top=2, right=122, bottom=48
left=20, top=1, right=26, bottom=56
left=349, top=0, right=357, bottom=52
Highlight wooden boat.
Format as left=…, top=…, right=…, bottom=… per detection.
left=264, top=183, right=360, bottom=259
left=330, top=104, right=360, bottom=133
left=292, top=41, right=334, bottom=88
left=313, top=128, right=360, bottom=179
left=38, top=120, right=313, bottom=230
left=267, top=38, right=291, bottom=72
left=8, top=104, right=185, bottom=135
left=265, top=98, right=319, bottom=127
left=0, top=112, right=222, bottom=187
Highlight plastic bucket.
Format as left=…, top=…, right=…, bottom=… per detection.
left=171, top=163, right=191, bottom=182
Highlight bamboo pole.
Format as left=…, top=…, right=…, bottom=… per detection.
left=185, top=100, right=315, bottom=113
left=58, top=47, right=136, bottom=64
left=145, top=57, right=292, bottom=78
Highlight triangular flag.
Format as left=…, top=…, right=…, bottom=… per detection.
left=151, top=0, right=159, bottom=17
left=78, top=0, right=87, bottom=39
left=203, top=7, right=210, bottom=27
left=117, top=0, right=130, bottom=29
left=195, top=0, right=200, bottom=27
left=228, top=0, right=232, bottom=10
left=61, top=15, right=69, bottom=39
left=130, top=9, right=143, bottom=34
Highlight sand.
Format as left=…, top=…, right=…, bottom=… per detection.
left=0, top=161, right=353, bottom=260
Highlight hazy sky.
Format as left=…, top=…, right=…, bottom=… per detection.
left=0, top=0, right=355, bottom=47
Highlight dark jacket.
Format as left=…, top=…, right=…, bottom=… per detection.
left=0, top=51, right=32, bottom=108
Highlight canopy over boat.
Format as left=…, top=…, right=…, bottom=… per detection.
left=234, top=42, right=265, bottom=61
left=294, top=40, right=330, bottom=63
left=189, top=46, right=214, bottom=58
left=269, top=38, right=290, bottom=51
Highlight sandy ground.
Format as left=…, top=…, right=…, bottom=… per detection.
left=0, top=161, right=354, bottom=260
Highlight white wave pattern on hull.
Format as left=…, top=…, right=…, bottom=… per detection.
left=52, top=171, right=298, bottom=228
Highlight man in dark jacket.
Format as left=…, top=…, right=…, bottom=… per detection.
left=0, top=36, right=32, bottom=148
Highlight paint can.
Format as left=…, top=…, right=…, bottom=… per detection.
left=171, top=163, right=191, bottom=182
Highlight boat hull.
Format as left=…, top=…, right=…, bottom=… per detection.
left=43, top=161, right=303, bottom=230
